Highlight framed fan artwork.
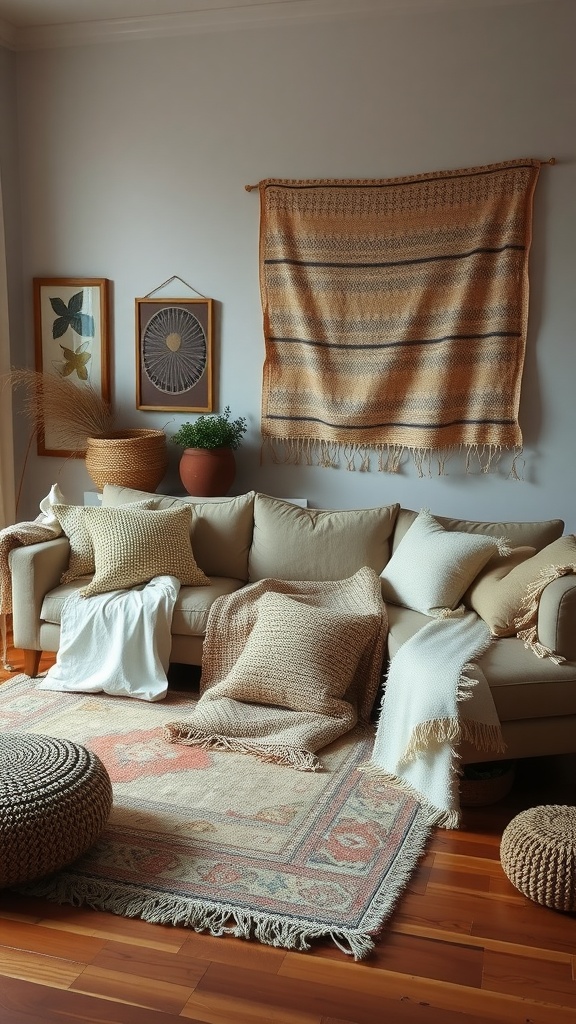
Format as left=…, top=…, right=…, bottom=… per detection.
left=135, top=297, right=213, bottom=412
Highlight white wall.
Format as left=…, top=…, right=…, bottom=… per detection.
left=11, top=0, right=576, bottom=528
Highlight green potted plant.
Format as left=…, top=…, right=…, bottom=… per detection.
left=172, top=406, right=247, bottom=496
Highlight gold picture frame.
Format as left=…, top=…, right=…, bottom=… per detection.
left=135, top=297, right=213, bottom=412
left=33, top=277, right=110, bottom=457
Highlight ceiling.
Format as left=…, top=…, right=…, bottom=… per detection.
left=0, top=0, right=561, bottom=49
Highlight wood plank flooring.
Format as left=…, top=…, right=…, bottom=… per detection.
left=1, top=634, right=575, bottom=1023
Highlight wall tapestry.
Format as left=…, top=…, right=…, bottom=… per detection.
left=252, top=158, right=542, bottom=475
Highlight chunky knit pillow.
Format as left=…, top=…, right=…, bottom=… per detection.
left=79, top=505, right=210, bottom=598
left=380, top=509, right=507, bottom=616
left=53, top=500, right=156, bottom=583
left=221, top=590, right=372, bottom=709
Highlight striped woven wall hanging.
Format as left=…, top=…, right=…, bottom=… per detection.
left=252, top=158, right=543, bottom=476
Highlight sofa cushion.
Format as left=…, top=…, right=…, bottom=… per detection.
left=380, top=509, right=504, bottom=616
left=467, top=535, right=576, bottom=638
left=41, top=575, right=242, bottom=639
left=102, top=485, right=254, bottom=581
left=248, top=493, right=399, bottom=582
left=392, top=509, right=564, bottom=553
left=217, top=590, right=372, bottom=708
left=171, top=577, right=244, bottom=636
left=79, top=505, right=210, bottom=597
left=386, top=604, right=576, bottom=723
left=53, top=500, right=157, bottom=583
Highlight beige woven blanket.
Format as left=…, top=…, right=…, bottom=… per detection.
left=164, top=566, right=387, bottom=770
left=256, top=159, right=541, bottom=475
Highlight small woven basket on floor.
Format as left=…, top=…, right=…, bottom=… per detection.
left=85, top=428, right=168, bottom=492
left=500, top=804, right=576, bottom=911
left=460, top=760, right=516, bottom=807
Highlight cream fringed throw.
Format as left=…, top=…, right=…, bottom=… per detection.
left=256, top=159, right=541, bottom=475
left=164, top=567, right=387, bottom=770
left=514, top=564, right=576, bottom=664
left=364, top=612, right=505, bottom=828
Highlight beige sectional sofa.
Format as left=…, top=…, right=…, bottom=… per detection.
left=9, top=486, right=576, bottom=766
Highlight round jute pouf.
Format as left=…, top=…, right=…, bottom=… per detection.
left=0, top=734, right=113, bottom=889
left=500, top=805, right=576, bottom=911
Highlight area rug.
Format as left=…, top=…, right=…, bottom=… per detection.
left=1, top=674, right=432, bottom=959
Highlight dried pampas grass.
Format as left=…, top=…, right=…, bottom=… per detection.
left=5, top=368, right=114, bottom=453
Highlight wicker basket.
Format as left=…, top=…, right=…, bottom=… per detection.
left=460, top=760, right=516, bottom=807
left=85, top=429, right=168, bottom=492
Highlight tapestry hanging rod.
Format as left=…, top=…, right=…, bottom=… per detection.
left=244, top=157, right=556, bottom=191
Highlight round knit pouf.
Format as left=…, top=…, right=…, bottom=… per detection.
left=0, top=734, right=113, bottom=889
left=500, top=805, right=576, bottom=911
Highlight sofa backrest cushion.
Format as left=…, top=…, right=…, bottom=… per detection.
left=248, top=493, right=399, bottom=582
left=102, top=485, right=255, bottom=581
left=392, top=508, right=564, bottom=553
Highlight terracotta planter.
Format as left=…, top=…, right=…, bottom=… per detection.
left=178, top=447, right=236, bottom=497
left=85, top=429, right=168, bottom=492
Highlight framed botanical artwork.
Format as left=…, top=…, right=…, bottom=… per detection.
left=135, top=297, right=213, bottom=412
left=33, top=277, right=110, bottom=457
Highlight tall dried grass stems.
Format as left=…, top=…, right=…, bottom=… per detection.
left=5, top=368, right=114, bottom=454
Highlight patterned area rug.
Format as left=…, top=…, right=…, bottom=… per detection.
left=2, top=674, right=432, bottom=959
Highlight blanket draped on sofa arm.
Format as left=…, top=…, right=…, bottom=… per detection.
left=363, top=611, right=506, bottom=828
left=164, top=566, right=387, bottom=771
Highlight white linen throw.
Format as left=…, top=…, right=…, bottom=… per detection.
left=365, top=612, right=505, bottom=828
left=38, top=575, right=180, bottom=702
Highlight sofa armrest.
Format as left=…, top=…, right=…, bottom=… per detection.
left=537, top=575, right=576, bottom=662
left=9, top=537, right=70, bottom=650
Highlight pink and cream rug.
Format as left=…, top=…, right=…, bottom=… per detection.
left=1, top=674, right=432, bottom=959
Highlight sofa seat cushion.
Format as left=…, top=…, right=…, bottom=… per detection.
left=386, top=605, right=576, bottom=724
left=102, top=485, right=255, bottom=581
left=171, top=577, right=244, bottom=637
left=41, top=576, right=243, bottom=639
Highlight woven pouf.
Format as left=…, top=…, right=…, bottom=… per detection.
left=0, top=733, right=113, bottom=888
left=500, top=805, right=576, bottom=911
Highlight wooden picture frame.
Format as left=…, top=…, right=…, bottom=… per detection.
left=135, top=297, right=213, bottom=412
left=33, top=277, right=110, bottom=457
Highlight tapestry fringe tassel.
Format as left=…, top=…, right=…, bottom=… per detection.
left=261, top=437, right=524, bottom=479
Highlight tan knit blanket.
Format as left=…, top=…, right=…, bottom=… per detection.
left=256, top=159, right=541, bottom=475
left=164, top=567, right=387, bottom=770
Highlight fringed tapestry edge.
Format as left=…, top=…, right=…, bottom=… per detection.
left=261, top=437, right=524, bottom=479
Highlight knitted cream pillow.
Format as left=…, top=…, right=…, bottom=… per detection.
left=380, top=509, right=507, bottom=616
left=219, top=591, right=370, bottom=709
left=53, top=500, right=156, bottom=583
left=467, top=536, right=576, bottom=636
left=80, top=505, right=210, bottom=597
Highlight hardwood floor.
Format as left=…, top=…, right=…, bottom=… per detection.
left=1, top=636, right=575, bottom=1023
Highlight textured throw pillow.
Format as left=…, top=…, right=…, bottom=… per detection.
left=380, top=509, right=506, bottom=615
left=220, top=591, right=371, bottom=709
left=248, top=493, right=399, bottom=582
left=467, top=535, right=576, bottom=636
left=79, top=504, right=210, bottom=598
left=54, top=500, right=156, bottom=583
left=102, top=485, right=255, bottom=581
